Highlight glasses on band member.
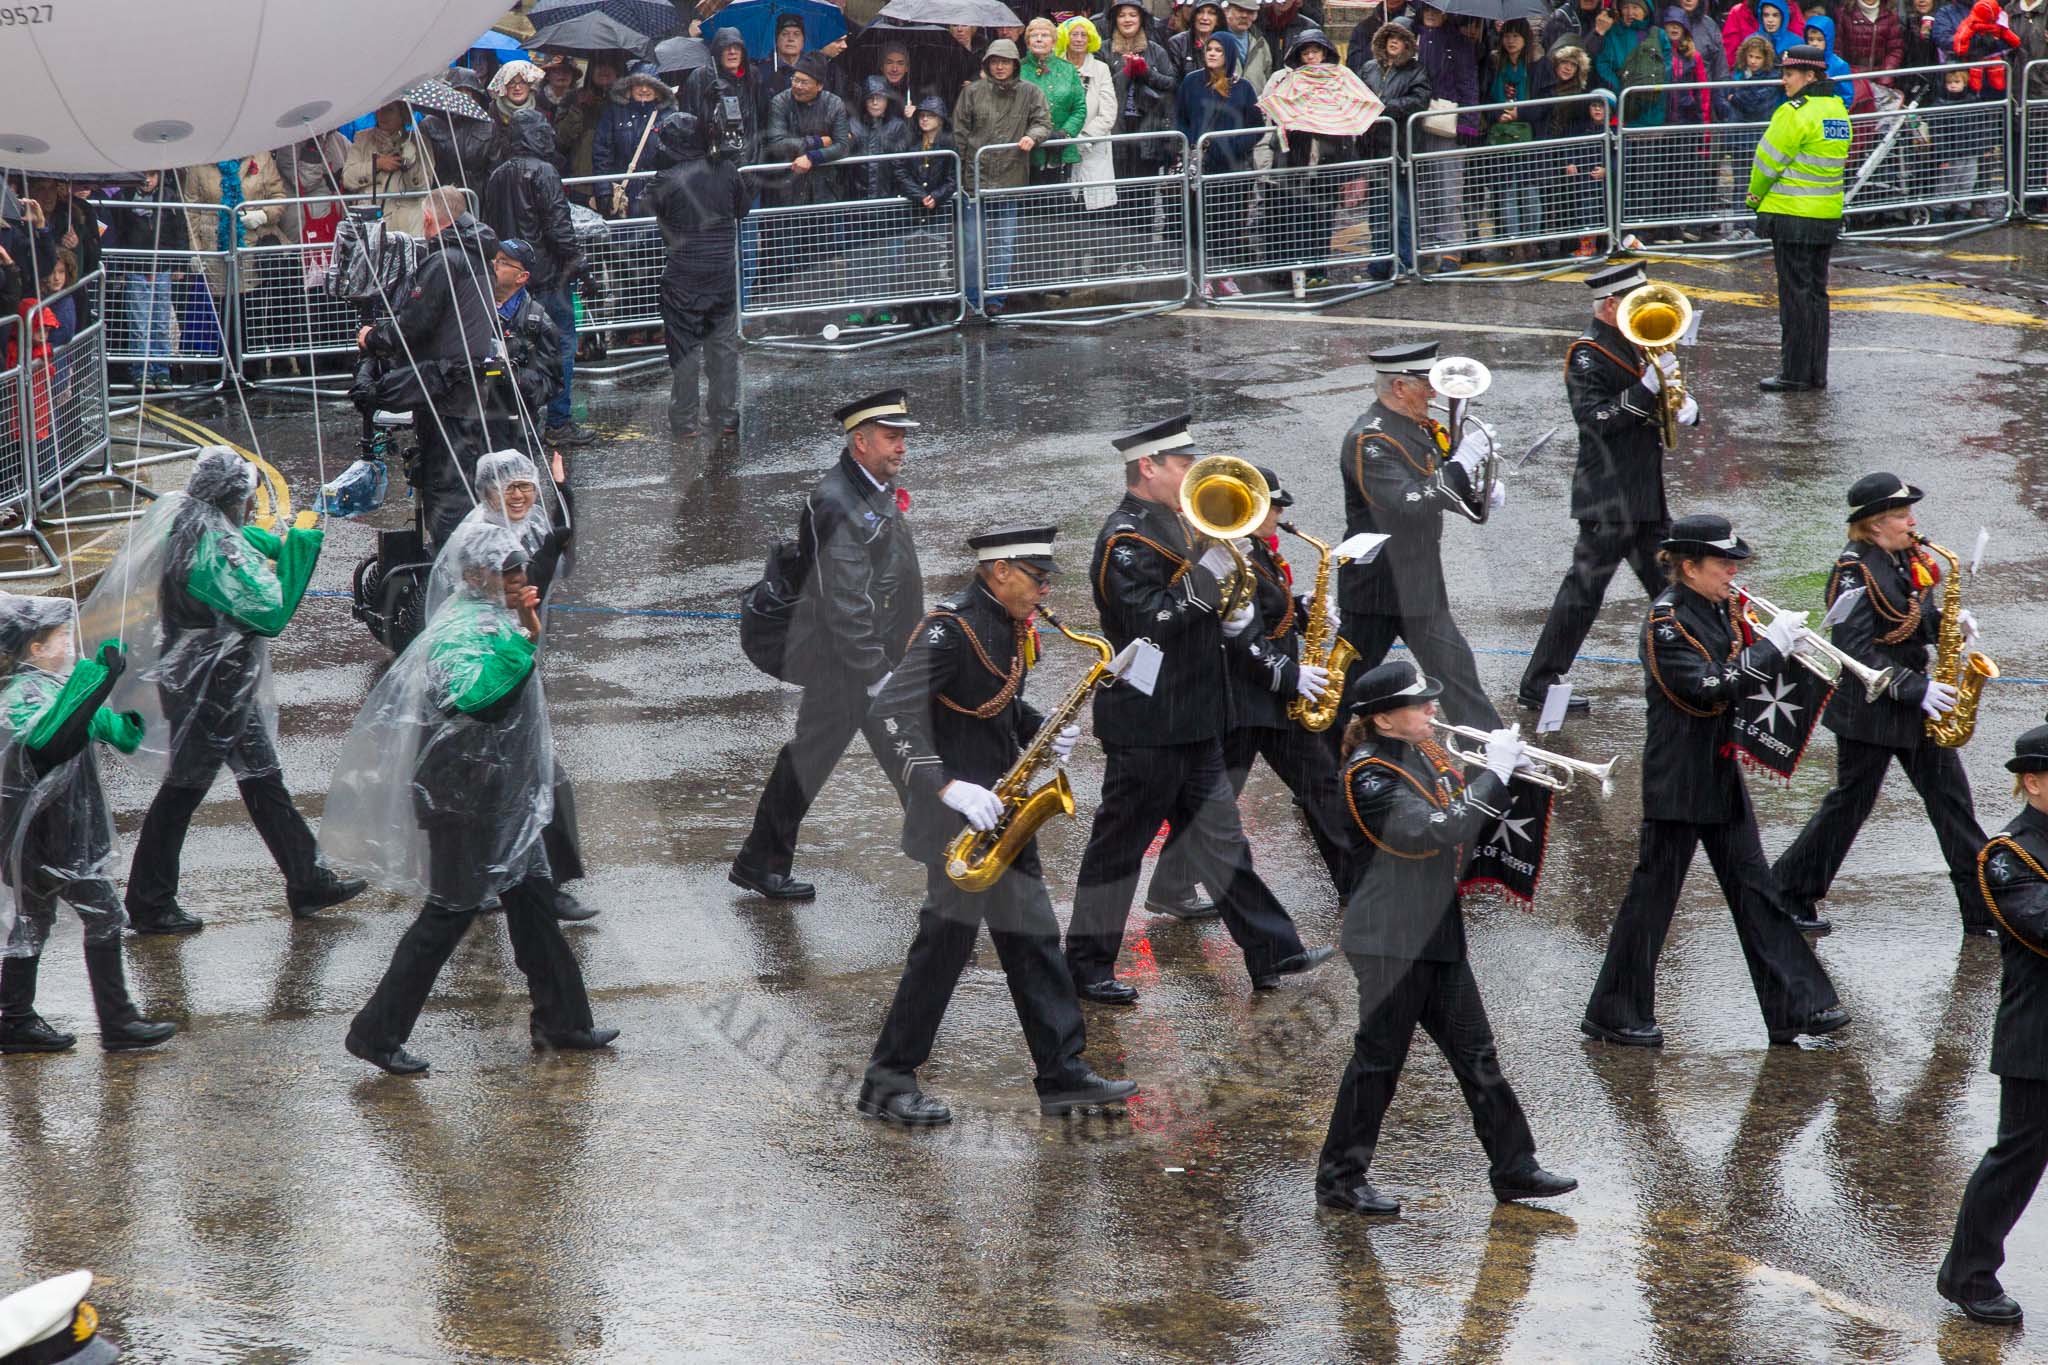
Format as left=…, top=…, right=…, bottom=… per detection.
left=1014, top=563, right=1052, bottom=587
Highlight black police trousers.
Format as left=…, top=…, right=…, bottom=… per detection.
left=1772, top=734, right=1987, bottom=927
left=1941, top=1076, right=2048, bottom=1301
left=1771, top=237, right=1834, bottom=388
left=736, top=673, right=905, bottom=881
left=1342, top=610, right=1503, bottom=733
left=1519, top=521, right=1667, bottom=702
left=867, top=861, right=1090, bottom=1097
left=1150, top=721, right=1355, bottom=905
left=1318, top=953, right=1538, bottom=1190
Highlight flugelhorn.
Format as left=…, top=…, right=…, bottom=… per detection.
left=1735, top=584, right=1903, bottom=698
left=1428, top=356, right=1495, bottom=525
left=1428, top=720, right=1619, bottom=796
left=1617, top=282, right=1693, bottom=449
left=1180, top=455, right=1270, bottom=619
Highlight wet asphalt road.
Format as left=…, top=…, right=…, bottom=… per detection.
left=5, top=226, right=2048, bottom=1363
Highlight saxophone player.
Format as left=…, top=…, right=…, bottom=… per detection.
left=1771, top=474, right=1993, bottom=937
left=859, top=525, right=1137, bottom=1126
left=1148, top=466, right=1357, bottom=916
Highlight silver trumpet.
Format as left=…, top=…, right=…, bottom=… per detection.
left=1734, top=584, right=1903, bottom=697
left=1428, top=720, right=1619, bottom=797
left=1428, top=355, right=1495, bottom=525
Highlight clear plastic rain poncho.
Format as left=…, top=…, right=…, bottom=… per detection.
left=0, top=596, right=142, bottom=956
left=77, top=449, right=322, bottom=788
left=319, top=525, right=555, bottom=910
left=423, top=450, right=555, bottom=621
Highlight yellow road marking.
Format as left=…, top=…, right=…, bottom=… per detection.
left=138, top=406, right=298, bottom=528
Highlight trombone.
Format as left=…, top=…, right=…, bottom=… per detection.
left=1179, top=455, right=1270, bottom=619
left=1428, top=356, right=1495, bottom=525
left=1734, top=583, right=1903, bottom=698
left=1429, top=720, right=1619, bottom=796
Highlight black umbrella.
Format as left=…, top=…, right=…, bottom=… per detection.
left=1430, top=0, right=1549, bottom=20
left=875, top=0, right=1021, bottom=25
left=846, top=18, right=982, bottom=97
left=530, top=11, right=666, bottom=54
left=653, top=34, right=714, bottom=78
left=402, top=78, right=491, bottom=121
left=527, top=0, right=683, bottom=37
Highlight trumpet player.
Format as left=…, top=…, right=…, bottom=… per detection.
left=1337, top=342, right=1503, bottom=733
left=1771, top=475, right=1993, bottom=937
left=1518, top=264, right=1698, bottom=717
left=1581, top=514, right=1849, bottom=1049
left=860, top=525, right=1136, bottom=1126
left=1149, top=467, right=1358, bottom=917
left=1316, top=661, right=1578, bottom=1216
left=1066, top=417, right=1333, bottom=1005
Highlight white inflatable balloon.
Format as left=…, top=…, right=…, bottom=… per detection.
left=0, top=0, right=516, bottom=175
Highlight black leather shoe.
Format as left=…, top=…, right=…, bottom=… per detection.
left=1770, top=1005, right=1850, bottom=1045
left=1076, top=979, right=1139, bottom=1006
left=1040, top=1071, right=1139, bottom=1116
left=531, top=1025, right=619, bottom=1051
left=856, top=1082, right=952, bottom=1126
left=1317, top=1181, right=1400, bottom=1215
left=346, top=1032, right=429, bottom=1076
left=129, top=904, right=203, bottom=935
left=1146, top=888, right=1220, bottom=920
left=719, top=417, right=741, bottom=435
left=1784, top=907, right=1833, bottom=936
left=1938, top=1280, right=2023, bottom=1325
left=1492, top=1166, right=1579, bottom=1202
left=552, top=890, right=601, bottom=923
left=1580, top=1017, right=1664, bottom=1047
left=101, top=1015, right=176, bottom=1052
left=1255, top=945, right=1338, bottom=989
left=1517, top=693, right=1590, bottom=714
left=728, top=864, right=815, bottom=901
left=0, top=1013, right=77, bottom=1053
left=288, top=874, right=368, bottom=919
left=1758, top=375, right=1816, bottom=392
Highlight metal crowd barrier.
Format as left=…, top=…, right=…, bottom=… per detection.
left=972, top=131, right=1189, bottom=326
left=736, top=150, right=966, bottom=350
left=33, top=272, right=147, bottom=530
left=561, top=171, right=669, bottom=378
left=97, top=213, right=234, bottom=399
left=2020, top=58, right=2048, bottom=218
left=1193, top=129, right=1396, bottom=308
left=1405, top=92, right=1617, bottom=280
left=0, top=312, right=55, bottom=576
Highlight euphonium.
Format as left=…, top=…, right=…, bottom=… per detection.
left=1617, top=282, right=1693, bottom=450
left=1279, top=522, right=1358, bottom=732
left=945, top=609, right=1120, bottom=891
left=1428, top=356, right=1495, bottom=525
left=1919, top=535, right=1998, bottom=748
left=1180, top=455, right=1270, bottom=619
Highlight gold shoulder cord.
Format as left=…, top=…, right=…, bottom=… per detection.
left=1976, top=837, right=2048, bottom=960
left=1256, top=556, right=1296, bottom=640
left=1352, top=429, right=1434, bottom=503
left=1644, top=602, right=1738, bottom=719
left=915, top=610, right=1029, bottom=719
left=1345, top=755, right=1447, bottom=862
left=1094, top=531, right=1193, bottom=603
left=1841, top=556, right=1924, bottom=647
left=1563, top=338, right=1645, bottom=382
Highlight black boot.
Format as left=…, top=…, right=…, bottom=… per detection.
left=0, top=955, right=76, bottom=1053
left=83, top=943, right=176, bottom=1051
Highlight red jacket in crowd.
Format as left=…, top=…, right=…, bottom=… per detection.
left=1954, top=0, right=2019, bottom=90
left=1836, top=2, right=1904, bottom=78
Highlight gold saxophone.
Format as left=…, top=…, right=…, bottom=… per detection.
left=945, top=608, right=1119, bottom=892
left=1919, top=535, right=1998, bottom=747
left=1280, top=523, right=1358, bottom=732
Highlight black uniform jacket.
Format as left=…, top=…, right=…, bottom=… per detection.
left=1339, top=732, right=1508, bottom=962
left=786, top=450, right=924, bottom=691
left=1821, top=539, right=1938, bottom=750
left=1089, top=491, right=1227, bottom=748
left=871, top=581, right=1047, bottom=871
left=1977, top=804, right=2048, bottom=1081
left=1225, top=536, right=1309, bottom=732
left=1565, top=317, right=1668, bottom=525
left=1639, top=583, right=1787, bottom=824
left=1337, top=400, right=1478, bottom=619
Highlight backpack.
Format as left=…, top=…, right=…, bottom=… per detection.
left=738, top=536, right=814, bottom=682
left=1618, top=34, right=1668, bottom=93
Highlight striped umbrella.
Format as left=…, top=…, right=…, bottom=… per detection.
left=1255, top=63, right=1385, bottom=137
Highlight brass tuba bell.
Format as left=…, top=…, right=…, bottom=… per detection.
left=1179, top=455, right=1271, bottom=619
left=1617, top=282, right=1694, bottom=449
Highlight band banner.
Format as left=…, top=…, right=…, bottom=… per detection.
left=1462, top=779, right=1554, bottom=904
left=1730, top=662, right=1835, bottom=780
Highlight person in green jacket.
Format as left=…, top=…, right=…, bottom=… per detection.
left=1595, top=0, right=1674, bottom=126
left=1745, top=43, right=1848, bottom=392
left=1021, top=17, right=1087, bottom=174
left=0, top=597, right=175, bottom=1054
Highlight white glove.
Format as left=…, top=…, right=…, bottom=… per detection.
left=1450, top=424, right=1492, bottom=477
left=1640, top=357, right=1664, bottom=395
left=1676, top=394, right=1700, bottom=427
left=1323, top=593, right=1341, bottom=633
left=1050, top=724, right=1081, bottom=763
left=1483, top=725, right=1524, bottom=782
left=865, top=671, right=893, bottom=698
left=1920, top=679, right=1960, bottom=718
left=1198, top=544, right=1236, bottom=579
left=1958, top=608, right=1980, bottom=643
left=239, top=207, right=270, bottom=230
left=1296, top=663, right=1331, bottom=702
left=1760, top=608, right=1807, bottom=658
left=941, top=780, right=1005, bottom=832
left=1488, top=481, right=1507, bottom=511
left=1221, top=601, right=1256, bottom=638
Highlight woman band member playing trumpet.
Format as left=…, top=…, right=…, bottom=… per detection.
left=1581, top=514, right=1848, bottom=1050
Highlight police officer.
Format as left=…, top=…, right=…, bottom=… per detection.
left=859, top=526, right=1138, bottom=1125
left=1518, top=263, right=1698, bottom=715
left=731, top=391, right=923, bottom=901
left=1937, top=724, right=2048, bottom=1328
left=1772, top=474, right=1991, bottom=937
left=1148, top=466, right=1355, bottom=917
left=1337, top=342, right=1504, bottom=732
left=1065, top=417, right=1333, bottom=1004
left=1747, top=44, right=1847, bottom=393
left=1316, top=661, right=1577, bottom=1215
left=1581, top=514, right=1848, bottom=1048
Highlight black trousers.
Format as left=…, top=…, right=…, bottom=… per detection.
left=1771, top=237, right=1833, bottom=388
left=126, top=771, right=320, bottom=916
left=736, top=676, right=903, bottom=880
left=1067, top=738, right=1307, bottom=986
left=416, top=412, right=489, bottom=548
left=1519, top=521, right=1667, bottom=701
left=1150, top=722, right=1354, bottom=904
left=1585, top=813, right=1840, bottom=1035
left=348, top=875, right=595, bottom=1053
left=1941, top=1076, right=2048, bottom=1301
left=1317, top=953, right=1538, bottom=1189
left=1772, top=734, right=1987, bottom=925
left=1342, top=610, right=1503, bottom=732
left=867, top=861, right=1090, bottom=1097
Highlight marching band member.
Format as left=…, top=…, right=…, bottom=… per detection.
left=1316, top=661, right=1577, bottom=1216
left=1336, top=342, right=1503, bottom=732
left=858, top=526, right=1136, bottom=1126
left=1581, top=514, right=1849, bottom=1049
left=1518, top=263, right=1695, bottom=716
left=1772, top=474, right=1991, bottom=937
left=1065, top=417, right=1333, bottom=1005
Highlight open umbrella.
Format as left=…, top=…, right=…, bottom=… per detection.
left=527, top=0, right=684, bottom=36
left=1256, top=63, right=1384, bottom=136
left=844, top=17, right=982, bottom=96
left=1430, top=0, right=1549, bottom=20
left=528, top=11, right=665, bottom=53
left=716, top=0, right=850, bottom=60
left=470, top=30, right=528, bottom=54
left=653, top=34, right=715, bottom=77
left=403, top=77, right=492, bottom=121
left=874, top=0, right=1019, bottom=25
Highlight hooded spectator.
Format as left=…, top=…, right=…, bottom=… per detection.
left=594, top=64, right=677, bottom=216
left=850, top=75, right=918, bottom=197
left=1540, top=44, right=1608, bottom=259
left=1802, top=14, right=1864, bottom=102
left=1755, top=0, right=1803, bottom=53
left=341, top=102, right=430, bottom=235
left=953, top=39, right=1053, bottom=313
left=1670, top=0, right=1729, bottom=76
left=686, top=28, right=762, bottom=166
left=1662, top=7, right=1720, bottom=120
left=1104, top=0, right=1177, bottom=176
left=483, top=113, right=586, bottom=442
left=1952, top=0, right=2020, bottom=91
left=1021, top=17, right=1087, bottom=171
left=1168, top=1, right=1228, bottom=81
left=1179, top=31, right=1260, bottom=296
left=1596, top=0, right=1674, bottom=125
left=1348, top=0, right=1418, bottom=76
left=1359, top=17, right=1434, bottom=160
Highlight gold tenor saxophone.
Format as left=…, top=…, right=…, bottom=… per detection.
left=945, top=609, right=1120, bottom=891
left=1280, top=523, right=1359, bottom=732
left=1919, top=536, right=1999, bottom=747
